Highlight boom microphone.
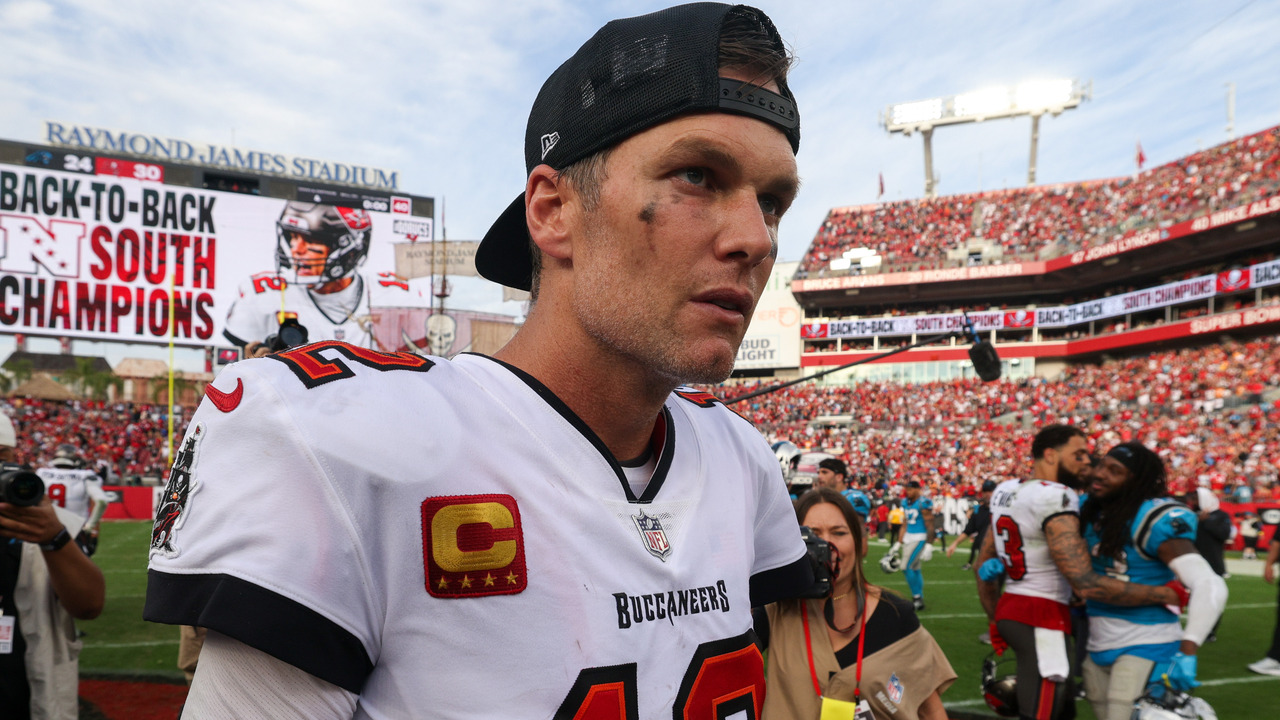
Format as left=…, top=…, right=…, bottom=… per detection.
left=968, top=341, right=1003, bottom=382
left=962, top=312, right=1003, bottom=382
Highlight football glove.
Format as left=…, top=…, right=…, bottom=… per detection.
left=989, top=622, right=1008, bottom=656
left=978, top=558, right=1006, bottom=582
left=889, top=542, right=902, bottom=558
left=75, top=529, right=99, bottom=557
left=1163, top=652, right=1200, bottom=691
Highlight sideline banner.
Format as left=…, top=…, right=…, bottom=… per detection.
left=102, top=485, right=161, bottom=520
left=0, top=162, right=435, bottom=347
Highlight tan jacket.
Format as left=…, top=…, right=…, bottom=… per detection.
left=14, top=509, right=85, bottom=720
left=763, top=595, right=955, bottom=719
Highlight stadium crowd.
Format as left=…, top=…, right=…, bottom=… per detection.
left=716, top=335, right=1280, bottom=502
left=801, top=125, right=1280, bottom=276
left=0, top=398, right=190, bottom=481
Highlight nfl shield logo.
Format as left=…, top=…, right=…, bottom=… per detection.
left=888, top=673, right=904, bottom=704
left=334, top=329, right=345, bottom=340
left=632, top=509, right=672, bottom=561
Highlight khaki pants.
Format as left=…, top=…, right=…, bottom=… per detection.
left=178, top=625, right=208, bottom=684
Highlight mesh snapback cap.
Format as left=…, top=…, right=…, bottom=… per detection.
left=477, top=2, right=801, bottom=291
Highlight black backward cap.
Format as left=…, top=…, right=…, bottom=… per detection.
left=476, top=2, right=800, bottom=291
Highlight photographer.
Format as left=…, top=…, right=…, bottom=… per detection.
left=754, top=488, right=955, bottom=719
left=244, top=317, right=310, bottom=359
left=0, top=413, right=105, bottom=720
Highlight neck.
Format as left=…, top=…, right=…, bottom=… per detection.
left=495, top=303, right=673, bottom=461
left=1031, top=459, right=1056, bottom=483
left=312, top=276, right=355, bottom=295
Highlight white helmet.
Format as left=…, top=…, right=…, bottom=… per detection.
left=879, top=553, right=902, bottom=573
left=1130, top=685, right=1217, bottom=720
left=771, top=441, right=800, bottom=481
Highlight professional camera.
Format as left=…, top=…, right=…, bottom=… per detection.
left=794, top=526, right=837, bottom=599
left=0, top=462, right=45, bottom=507
left=263, top=317, right=310, bottom=353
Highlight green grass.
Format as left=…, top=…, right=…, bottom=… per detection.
left=78, top=520, right=181, bottom=678
left=866, top=537, right=1280, bottom=719
left=82, top=522, right=1280, bottom=716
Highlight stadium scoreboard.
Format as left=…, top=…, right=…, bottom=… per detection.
left=0, top=133, right=436, bottom=348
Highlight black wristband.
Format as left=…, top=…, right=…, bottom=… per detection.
left=39, top=527, right=72, bottom=552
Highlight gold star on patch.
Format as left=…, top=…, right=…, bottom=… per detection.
left=460, top=575, right=472, bottom=589
left=437, top=577, right=449, bottom=590
left=484, top=573, right=495, bottom=587
left=506, top=571, right=519, bottom=585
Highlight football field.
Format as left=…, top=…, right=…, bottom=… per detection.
left=82, top=521, right=1279, bottom=718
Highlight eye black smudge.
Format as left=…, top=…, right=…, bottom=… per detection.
left=638, top=201, right=657, bottom=224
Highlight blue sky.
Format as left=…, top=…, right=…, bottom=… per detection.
left=1, top=0, right=1277, bottom=356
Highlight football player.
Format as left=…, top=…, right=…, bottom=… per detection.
left=975, top=425, right=1185, bottom=720
left=894, top=479, right=934, bottom=610
left=816, top=457, right=871, bottom=521
left=1079, top=443, right=1227, bottom=720
left=223, top=201, right=406, bottom=351
left=36, top=444, right=108, bottom=556
left=146, top=5, right=812, bottom=718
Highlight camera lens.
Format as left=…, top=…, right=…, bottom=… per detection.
left=0, top=468, right=45, bottom=507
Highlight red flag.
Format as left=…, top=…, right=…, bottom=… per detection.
left=1136, top=141, right=1146, bottom=170
left=878, top=172, right=885, bottom=199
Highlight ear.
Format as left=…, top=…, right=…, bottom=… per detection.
left=526, top=165, right=573, bottom=263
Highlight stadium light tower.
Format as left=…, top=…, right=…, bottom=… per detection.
left=881, top=79, right=1090, bottom=197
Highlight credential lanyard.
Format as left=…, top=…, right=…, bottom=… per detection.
left=801, top=598, right=867, bottom=702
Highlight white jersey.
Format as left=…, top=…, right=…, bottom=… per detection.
left=37, top=466, right=107, bottom=522
left=224, top=272, right=412, bottom=350
left=145, top=345, right=808, bottom=719
left=989, top=478, right=1079, bottom=604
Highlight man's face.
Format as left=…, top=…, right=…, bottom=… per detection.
left=1090, top=456, right=1132, bottom=502
left=816, top=468, right=843, bottom=491
left=1053, top=435, right=1090, bottom=489
left=288, top=232, right=332, bottom=277
left=563, top=70, right=799, bottom=384
left=906, top=486, right=920, bottom=501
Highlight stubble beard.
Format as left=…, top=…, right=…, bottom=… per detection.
left=572, top=221, right=744, bottom=386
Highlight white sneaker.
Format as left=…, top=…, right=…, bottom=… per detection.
left=1248, top=657, right=1280, bottom=677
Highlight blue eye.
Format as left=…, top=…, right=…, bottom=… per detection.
left=679, top=168, right=707, bottom=186
left=759, top=196, right=780, bottom=217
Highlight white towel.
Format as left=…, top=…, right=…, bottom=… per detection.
left=1033, top=627, right=1070, bottom=682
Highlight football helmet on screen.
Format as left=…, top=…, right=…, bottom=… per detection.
left=275, top=201, right=372, bottom=285
left=879, top=552, right=902, bottom=574
left=51, top=443, right=84, bottom=469
left=981, top=652, right=1018, bottom=717
left=1130, top=684, right=1217, bottom=720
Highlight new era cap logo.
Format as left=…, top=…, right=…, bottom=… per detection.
left=540, top=132, right=560, bottom=160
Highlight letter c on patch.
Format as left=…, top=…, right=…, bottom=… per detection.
left=432, top=502, right=517, bottom=572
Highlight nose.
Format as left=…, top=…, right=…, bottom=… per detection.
left=717, top=191, right=776, bottom=268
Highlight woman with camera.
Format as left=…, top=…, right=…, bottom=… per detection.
left=756, top=488, right=954, bottom=719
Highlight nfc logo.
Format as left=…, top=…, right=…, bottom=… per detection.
left=422, top=494, right=527, bottom=598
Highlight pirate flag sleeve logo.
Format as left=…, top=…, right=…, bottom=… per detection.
left=151, top=422, right=205, bottom=558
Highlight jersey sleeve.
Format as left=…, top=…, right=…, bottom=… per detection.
left=144, top=360, right=377, bottom=694
left=1031, top=483, right=1080, bottom=530
left=922, top=497, right=934, bottom=511
left=85, top=478, right=109, bottom=502
left=1140, top=503, right=1198, bottom=558
left=747, top=438, right=810, bottom=608
left=223, top=276, right=281, bottom=346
